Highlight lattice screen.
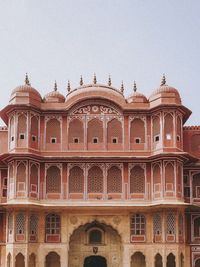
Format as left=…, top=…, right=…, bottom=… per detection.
left=46, top=118, right=61, bottom=143
left=178, top=214, right=183, bottom=235
left=164, top=114, right=173, bottom=135
left=31, top=116, right=38, bottom=136
left=16, top=213, right=25, bottom=234
left=107, top=166, right=122, bottom=193
left=69, top=119, right=84, bottom=143
left=153, top=213, right=162, bottom=235
left=130, top=118, right=145, bottom=143
left=87, top=119, right=103, bottom=143
left=153, top=116, right=160, bottom=136
left=193, top=173, right=200, bottom=197
left=30, top=164, right=38, bottom=191
left=107, top=119, right=122, bottom=143
left=30, top=214, right=38, bottom=235
left=88, top=166, right=103, bottom=193
left=130, top=166, right=145, bottom=193
left=17, top=114, right=27, bottom=135
left=46, top=166, right=61, bottom=193
left=166, top=211, right=176, bottom=235
left=69, top=166, right=84, bottom=193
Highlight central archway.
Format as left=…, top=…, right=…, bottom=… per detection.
left=68, top=221, right=121, bottom=267
left=84, top=256, right=107, bottom=267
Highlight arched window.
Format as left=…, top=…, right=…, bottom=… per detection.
left=155, top=253, right=163, bottom=267
left=153, top=213, right=162, bottom=241
left=195, top=259, right=200, bottom=267
left=16, top=162, right=26, bottom=196
left=107, top=118, right=122, bottom=144
left=193, top=173, right=200, bottom=198
left=30, top=164, right=39, bottom=198
left=7, top=253, right=11, bottom=267
left=88, top=166, right=103, bottom=193
left=107, top=166, right=122, bottom=193
left=29, top=253, right=36, bottom=267
left=46, top=118, right=61, bottom=144
left=130, top=214, right=146, bottom=238
left=89, top=229, right=102, bottom=244
left=15, top=253, right=25, bottom=267
left=87, top=118, right=103, bottom=144
left=130, top=165, right=145, bottom=194
left=176, top=116, right=182, bottom=144
left=179, top=214, right=184, bottom=237
left=194, top=216, right=200, bottom=237
left=165, top=162, right=174, bottom=192
left=46, top=166, right=61, bottom=194
left=29, top=214, right=38, bottom=242
left=69, top=166, right=84, bottom=193
left=180, top=253, right=184, bottom=267
left=45, top=252, right=60, bottom=267
left=68, top=118, right=84, bottom=144
left=131, top=252, right=146, bottom=267
left=166, top=253, right=176, bottom=267
left=9, top=164, right=14, bottom=198
left=130, top=118, right=145, bottom=144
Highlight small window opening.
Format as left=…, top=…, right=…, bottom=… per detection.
left=19, top=134, right=25, bottom=140
left=73, top=138, right=79, bottom=143
left=11, top=136, right=14, bottom=141
left=4, top=178, right=7, bottom=186
left=51, top=138, right=56, bottom=144
left=93, top=138, right=98, bottom=144
left=154, top=135, right=160, bottom=142
left=166, top=134, right=171, bottom=140
left=177, top=135, right=180, bottom=141
left=89, top=229, right=102, bottom=244
left=112, top=138, right=118, bottom=144
left=135, top=138, right=141, bottom=144
left=32, top=135, right=37, bottom=142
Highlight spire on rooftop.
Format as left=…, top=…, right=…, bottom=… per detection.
left=25, top=73, right=30, bottom=86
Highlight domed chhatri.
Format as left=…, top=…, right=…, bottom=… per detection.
left=149, top=74, right=181, bottom=103
left=10, top=73, right=42, bottom=100
left=127, top=81, right=148, bottom=103
left=43, top=81, right=65, bottom=103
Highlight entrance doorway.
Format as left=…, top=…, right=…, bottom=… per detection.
left=84, top=256, right=107, bottom=267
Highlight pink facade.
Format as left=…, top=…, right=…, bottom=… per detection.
left=0, top=74, right=199, bottom=266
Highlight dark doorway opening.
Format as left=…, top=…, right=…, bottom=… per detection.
left=84, top=256, right=107, bottom=267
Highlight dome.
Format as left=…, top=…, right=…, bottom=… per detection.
left=65, top=83, right=126, bottom=108
left=149, top=75, right=181, bottom=103
left=43, top=82, right=65, bottom=103
left=10, top=84, right=42, bottom=100
left=126, top=83, right=148, bottom=103
left=150, top=85, right=181, bottom=99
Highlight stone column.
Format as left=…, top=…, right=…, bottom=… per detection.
left=122, top=244, right=130, bottom=267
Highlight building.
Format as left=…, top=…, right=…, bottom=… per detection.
left=0, top=74, right=199, bottom=267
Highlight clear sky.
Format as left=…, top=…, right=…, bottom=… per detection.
left=0, top=0, right=200, bottom=125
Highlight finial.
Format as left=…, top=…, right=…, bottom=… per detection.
left=67, top=80, right=71, bottom=93
left=133, top=81, right=137, bottom=92
left=25, top=73, right=30, bottom=86
left=161, top=74, right=166, bottom=86
left=54, top=80, right=57, bottom=91
left=121, top=81, right=124, bottom=93
left=93, top=73, right=97, bottom=84
left=108, top=75, right=112, bottom=86
left=80, top=75, right=83, bottom=86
